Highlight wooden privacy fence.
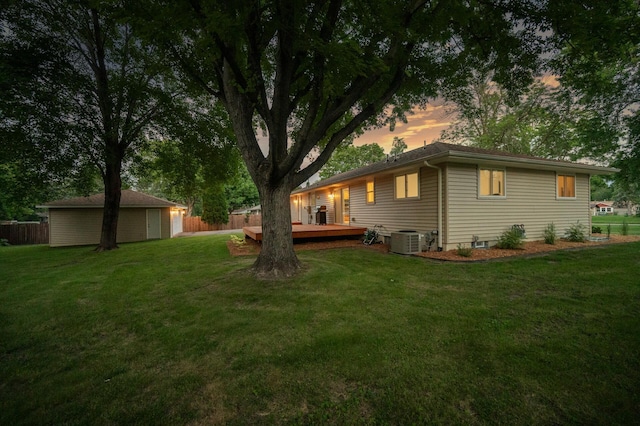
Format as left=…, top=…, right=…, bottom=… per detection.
left=182, top=214, right=262, bottom=232
left=0, top=223, right=49, bottom=245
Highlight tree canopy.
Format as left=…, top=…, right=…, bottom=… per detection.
left=135, top=0, right=557, bottom=277
left=438, top=74, right=579, bottom=159
left=1, top=1, right=237, bottom=245
left=548, top=0, right=640, bottom=189
left=319, top=143, right=385, bottom=180
left=1, top=1, right=177, bottom=248
left=389, top=137, right=408, bottom=156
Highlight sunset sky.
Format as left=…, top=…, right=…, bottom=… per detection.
left=353, top=102, right=453, bottom=152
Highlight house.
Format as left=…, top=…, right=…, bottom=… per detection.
left=38, top=190, right=187, bottom=247
left=290, top=142, right=617, bottom=251
left=591, top=201, right=614, bottom=216
left=231, top=205, right=262, bottom=215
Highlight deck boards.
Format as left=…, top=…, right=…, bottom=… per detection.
left=243, top=224, right=367, bottom=242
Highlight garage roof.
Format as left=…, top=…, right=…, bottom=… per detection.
left=38, top=190, right=185, bottom=209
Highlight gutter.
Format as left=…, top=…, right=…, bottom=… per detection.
left=424, top=160, right=443, bottom=251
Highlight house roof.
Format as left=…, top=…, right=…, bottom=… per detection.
left=293, top=142, right=619, bottom=194
left=38, top=190, right=186, bottom=209
left=231, top=205, right=261, bottom=215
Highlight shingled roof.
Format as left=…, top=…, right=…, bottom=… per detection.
left=39, top=190, right=184, bottom=209
left=293, top=141, right=617, bottom=193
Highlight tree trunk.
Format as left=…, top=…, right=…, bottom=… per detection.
left=96, top=162, right=122, bottom=251
left=252, top=180, right=300, bottom=278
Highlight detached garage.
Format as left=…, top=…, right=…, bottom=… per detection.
left=38, top=190, right=186, bottom=247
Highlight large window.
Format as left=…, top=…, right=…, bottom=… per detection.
left=557, top=174, right=576, bottom=198
left=366, top=180, right=375, bottom=204
left=395, top=172, right=419, bottom=199
left=479, top=168, right=505, bottom=197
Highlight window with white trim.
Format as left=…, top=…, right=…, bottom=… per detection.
left=479, top=168, right=505, bottom=197
left=395, top=172, right=419, bottom=199
left=366, top=180, right=375, bottom=204
left=557, top=174, right=576, bottom=198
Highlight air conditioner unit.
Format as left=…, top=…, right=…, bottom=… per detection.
left=390, top=231, right=421, bottom=255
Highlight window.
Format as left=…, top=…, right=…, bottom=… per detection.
left=479, top=168, right=505, bottom=197
left=366, top=180, right=375, bottom=204
left=557, top=174, right=576, bottom=198
left=395, top=172, right=419, bottom=199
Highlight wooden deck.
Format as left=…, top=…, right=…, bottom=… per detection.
left=243, top=224, right=367, bottom=242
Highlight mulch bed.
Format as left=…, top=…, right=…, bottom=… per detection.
left=227, top=234, right=640, bottom=261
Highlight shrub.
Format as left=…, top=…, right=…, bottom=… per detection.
left=0, top=238, right=10, bottom=247
left=456, top=243, right=473, bottom=257
left=621, top=218, right=629, bottom=236
left=543, top=223, right=557, bottom=245
left=591, top=225, right=602, bottom=234
left=229, top=235, right=246, bottom=247
left=495, top=228, right=524, bottom=249
left=564, top=221, right=587, bottom=242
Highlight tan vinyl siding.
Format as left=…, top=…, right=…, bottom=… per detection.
left=49, top=209, right=103, bottom=247
left=291, top=190, right=334, bottom=224
left=118, top=209, right=148, bottom=242
left=316, top=190, right=335, bottom=224
left=49, top=207, right=171, bottom=247
left=294, top=166, right=439, bottom=236
left=290, top=195, right=303, bottom=222
left=444, top=163, right=590, bottom=250
left=160, top=208, right=171, bottom=239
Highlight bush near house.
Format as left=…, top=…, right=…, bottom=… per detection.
left=565, top=221, right=587, bottom=242
left=495, top=227, right=525, bottom=249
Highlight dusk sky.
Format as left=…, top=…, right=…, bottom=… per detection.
left=353, top=102, right=453, bottom=152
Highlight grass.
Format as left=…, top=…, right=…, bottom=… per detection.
left=1, top=236, right=640, bottom=424
left=592, top=215, right=640, bottom=235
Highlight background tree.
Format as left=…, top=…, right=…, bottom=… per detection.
left=548, top=1, right=639, bottom=192
left=138, top=0, right=554, bottom=277
left=438, top=73, right=579, bottom=159
left=201, top=184, right=229, bottom=225
left=590, top=176, right=614, bottom=202
left=612, top=179, right=640, bottom=217
left=134, top=133, right=238, bottom=217
left=389, top=137, right=408, bottom=156
left=1, top=1, right=180, bottom=250
left=319, top=143, right=385, bottom=180
left=225, top=163, right=260, bottom=213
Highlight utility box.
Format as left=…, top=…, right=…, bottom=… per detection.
left=390, top=231, right=421, bottom=255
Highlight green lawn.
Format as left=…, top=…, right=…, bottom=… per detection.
left=1, top=236, right=640, bottom=424
left=592, top=215, right=640, bottom=224
left=592, top=215, right=640, bottom=235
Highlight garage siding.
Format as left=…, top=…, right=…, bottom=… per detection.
left=49, top=207, right=170, bottom=247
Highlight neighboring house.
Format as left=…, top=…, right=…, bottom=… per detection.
left=231, top=205, right=262, bottom=215
left=591, top=201, right=614, bottom=216
left=290, top=142, right=617, bottom=251
left=38, top=190, right=187, bottom=247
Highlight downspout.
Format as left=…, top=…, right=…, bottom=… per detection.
left=424, top=159, right=443, bottom=251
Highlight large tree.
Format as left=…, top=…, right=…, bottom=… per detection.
left=138, top=0, right=560, bottom=277
left=319, top=143, right=385, bottom=180
left=438, top=72, right=580, bottom=159
left=1, top=0, right=184, bottom=250
left=548, top=1, right=640, bottom=182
